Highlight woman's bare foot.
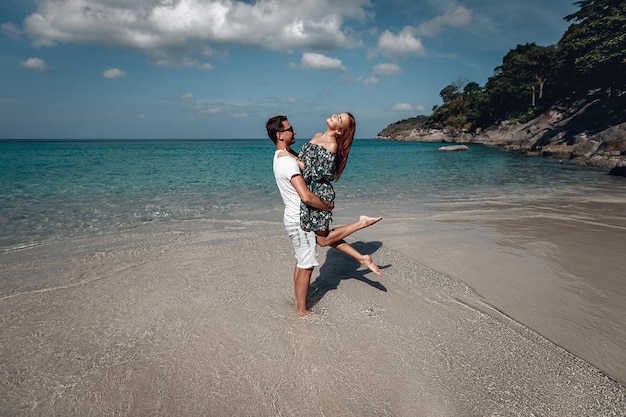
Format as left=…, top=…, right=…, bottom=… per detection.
left=297, top=309, right=313, bottom=317
left=360, top=215, right=383, bottom=228
left=361, top=255, right=382, bottom=276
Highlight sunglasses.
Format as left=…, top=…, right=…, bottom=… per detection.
left=278, top=126, right=294, bottom=133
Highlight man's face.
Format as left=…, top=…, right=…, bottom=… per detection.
left=278, top=120, right=296, bottom=145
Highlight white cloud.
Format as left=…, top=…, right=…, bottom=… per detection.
left=290, top=52, right=346, bottom=71
left=102, top=68, right=127, bottom=79
left=342, top=76, right=379, bottom=85
left=389, top=103, right=427, bottom=112
left=19, top=57, right=49, bottom=72
left=376, top=27, right=426, bottom=57
left=198, top=106, right=222, bottom=115
left=198, top=63, right=215, bottom=72
left=372, top=4, right=473, bottom=58
left=146, top=51, right=216, bottom=70
left=357, top=76, right=379, bottom=85
left=181, top=93, right=195, bottom=103
left=391, top=103, right=415, bottom=112
left=373, top=63, right=402, bottom=76
left=20, top=0, right=372, bottom=68
left=1, top=22, right=21, bottom=39
left=416, top=5, right=473, bottom=37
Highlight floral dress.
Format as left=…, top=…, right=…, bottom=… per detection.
left=299, top=142, right=336, bottom=232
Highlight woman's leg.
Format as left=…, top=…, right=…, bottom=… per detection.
left=315, top=215, right=382, bottom=247
left=328, top=239, right=383, bottom=276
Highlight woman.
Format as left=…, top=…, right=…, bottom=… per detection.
left=283, top=112, right=383, bottom=276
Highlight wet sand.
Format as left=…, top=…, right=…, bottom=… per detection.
left=0, top=220, right=624, bottom=416
left=340, top=197, right=626, bottom=385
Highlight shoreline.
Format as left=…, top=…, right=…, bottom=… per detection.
left=1, top=219, right=624, bottom=416
left=336, top=205, right=626, bottom=385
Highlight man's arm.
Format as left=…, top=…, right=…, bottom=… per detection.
left=290, top=174, right=334, bottom=211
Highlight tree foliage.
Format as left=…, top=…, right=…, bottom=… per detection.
left=377, top=115, right=430, bottom=137
left=484, top=43, right=558, bottom=122
left=431, top=80, right=466, bottom=130
left=558, top=0, right=626, bottom=91
left=380, top=0, right=625, bottom=136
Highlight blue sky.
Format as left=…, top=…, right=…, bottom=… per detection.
left=1, top=0, right=577, bottom=139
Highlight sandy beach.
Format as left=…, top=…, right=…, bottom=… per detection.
left=1, top=219, right=624, bottom=416
left=340, top=196, right=626, bottom=386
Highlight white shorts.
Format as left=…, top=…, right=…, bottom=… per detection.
left=285, top=223, right=318, bottom=269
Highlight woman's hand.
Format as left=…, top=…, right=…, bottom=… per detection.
left=278, top=150, right=300, bottom=160
left=278, top=150, right=304, bottom=170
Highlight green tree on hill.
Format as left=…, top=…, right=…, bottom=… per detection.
left=483, top=43, right=558, bottom=123
left=379, top=0, right=626, bottom=136
left=556, top=0, right=626, bottom=93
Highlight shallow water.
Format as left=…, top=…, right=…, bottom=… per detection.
left=2, top=223, right=623, bottom=416
left=1, top=138, right=625, bottom=383
left=3, top=139, right=621, bottom=250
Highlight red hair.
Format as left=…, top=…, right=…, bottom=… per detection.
left=334, top=112, right=355, bottom=180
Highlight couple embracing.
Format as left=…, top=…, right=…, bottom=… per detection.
left=266, top=113, right=382, bottom=316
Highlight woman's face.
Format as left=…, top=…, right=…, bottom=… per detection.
left=327, top=113, right=350, bottom=130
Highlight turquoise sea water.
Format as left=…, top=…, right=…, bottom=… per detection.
left=2, top=138, right=626, bottom=382
left=1, top=138, right=624, bottom=252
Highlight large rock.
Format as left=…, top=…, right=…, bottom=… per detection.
left=470, top=98, right=626, bottom=168
left=387, top=90, right=626, bottom=170
left=609, top=160, right=626, bottom=177
left=437, top=145, right=470, bottom=152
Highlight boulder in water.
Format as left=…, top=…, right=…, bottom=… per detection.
left=437, top=145, right=470, bottom=152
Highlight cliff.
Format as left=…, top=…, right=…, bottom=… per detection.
left=383, top=90, right=626, bottom=176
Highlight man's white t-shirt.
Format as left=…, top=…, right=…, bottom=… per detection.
left=273, top=150, right=302, bottom=225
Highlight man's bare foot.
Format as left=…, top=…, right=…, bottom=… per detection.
left=297, top=309, right=313, bottom=317
left=360, top=215, right=383, bottom=228
left=361, top=255, right=382, bottom=276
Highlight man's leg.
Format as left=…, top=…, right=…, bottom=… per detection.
left=294, top=266, right=314, bottom=316
left=287, top=224, right=318, bottom=316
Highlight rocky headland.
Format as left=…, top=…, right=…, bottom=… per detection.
left=382, top=90, right=626, bottom=176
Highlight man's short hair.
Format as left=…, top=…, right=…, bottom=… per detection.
left=266, top=115, right=288, bottom=144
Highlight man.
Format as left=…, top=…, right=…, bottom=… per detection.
left=267, top=115, right=333, bottom=316
left=266, top=115, right=382, bottom=316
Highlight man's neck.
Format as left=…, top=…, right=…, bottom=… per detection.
left=276, top=142, right=291, bottom=152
